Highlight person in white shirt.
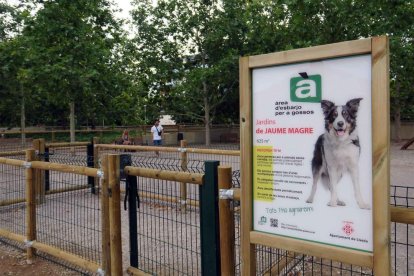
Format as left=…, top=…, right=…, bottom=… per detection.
left=151, top=120, right=163, bottom=156
left=151, top=119, right=163, bottom=145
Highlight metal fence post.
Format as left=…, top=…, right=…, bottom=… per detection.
left=87, top=138, right=94, bottom=193
left=127, top=174, right=139, bottom=268
left=200, top=160, right=221, bottom=276
left=120, top=153, right=139, bottom=268
left=180, top=139, right=188, bottom=213
left=93, top=137, right=100, bottom=194
left=44, top=146, right=50, bottom=191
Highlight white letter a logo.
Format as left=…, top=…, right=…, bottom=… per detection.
left=295, top=79, right=316, bottom=98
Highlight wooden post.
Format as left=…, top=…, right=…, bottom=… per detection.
left=180, top=140, right=188, bottom=213
left=239, top=56, right=256, bottom=276
left=25, top=149, right=36, bottom=261
left=51, top=130, right=56, bottom=143
left=33, top=139, right=45, bottom=204
left=101, top=155, right=111, bottom=275
left=108, top=154, right=122, bottom=276
left=218, top=166, right=235, bottom=276
left=372, top=36, right=391, bottom=275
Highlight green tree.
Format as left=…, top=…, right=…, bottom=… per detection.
left=0, top=1, right=36, bottom=143
left=21, top=0, right=127, bottom=140
left=131, top=0, right=247, bottom=145
left=284, top=0, right=414, bottom=141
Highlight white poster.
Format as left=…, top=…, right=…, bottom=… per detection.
left=252, top=55, right=373, bottom=252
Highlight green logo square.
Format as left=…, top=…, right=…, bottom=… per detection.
left=290, top=74, right=321, bottom=102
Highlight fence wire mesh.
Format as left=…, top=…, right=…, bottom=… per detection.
left=131, top=177, right=201, bottom=275
left=0, top=139, right=32, bottom=153
left=35, top=170, right=102, bottom=265
left=391, top=186, right=414, bottom=276
left=229, top=185, right=413, bottom=276
left=47, top=146, right=87, bottom=159
left=0, top=164, right=26, bottom=238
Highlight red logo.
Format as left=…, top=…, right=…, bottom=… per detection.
left=342, top=222, right=354, bottom=236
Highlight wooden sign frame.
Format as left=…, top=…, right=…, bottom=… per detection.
left=239, top=37, right=390, bottom=275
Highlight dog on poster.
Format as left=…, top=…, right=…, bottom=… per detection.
left=306, top=98, right=370, bottom=209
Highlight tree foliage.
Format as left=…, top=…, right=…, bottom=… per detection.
left=0, top=0, right=413, bottom=136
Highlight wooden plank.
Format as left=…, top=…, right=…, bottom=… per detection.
left=46, top=184, right=89, bottom=195
left=31, top=161, right=99, bottom=177
left=218, top=166, right=235, bottom=276
left=184, top=148, right=240, bottom=156
left=239, top=56, right=256, bottom=276
left=96, top=143, right=240, bottom=156
left=0, top=198, right=26, bottom=207
left=124, top=166, right=204, bottom=185
left=391, top=207, right=414, bottom=224
left=0, top=185, right=89, bottom=207
left=46, top=142, right=89, bottom=148
left=371, top=36, right=391, bottom=276
left=31, top=241, right=100, bottom=273
left=0, top=228, right=26, bottom=243
left=249, top=38, right=372, bottom=68
left=0, top=157, right=26, bottom=167
left=250, top=231, right=373, bottom=268
left=0, top=150, right=25, bottom=157
left=137, top=191, right=199, bottom=207
left=233, top=188, right=241, bottom=201
left=108, top=155, right=122, bottom=276
left=25, top=149, right=36, bottom=260
left=127, top=266, right=152, bottom=276
left=263, top=251, right=296, bottom=276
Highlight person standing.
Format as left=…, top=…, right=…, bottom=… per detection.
left=151, top=120, right=163, bottom=155
left=121, top=129, right=132, bottom=145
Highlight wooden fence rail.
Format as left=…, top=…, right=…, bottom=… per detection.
left=97, top=143, right=240, bottom=156
left=124, top=166, right=204, bottom=185
left=0, top=150, right=26, bottom=157
left=46, top=142, right=90, bottom=148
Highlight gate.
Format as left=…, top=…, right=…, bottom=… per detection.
left=122, top=157, right=221, bottom=275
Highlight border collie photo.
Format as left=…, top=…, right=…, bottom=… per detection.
left=306, top=98, right=370, bottom=209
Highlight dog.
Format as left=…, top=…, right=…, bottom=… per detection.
left=306, top=98, right=370, bottom=209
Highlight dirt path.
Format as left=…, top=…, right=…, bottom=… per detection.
left=0, top=240, right=79, bottom=275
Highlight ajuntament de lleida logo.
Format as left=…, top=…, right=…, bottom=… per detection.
left=290, top=72, right=321, bottom=103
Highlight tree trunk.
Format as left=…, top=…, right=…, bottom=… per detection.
left=69, top=101, right=76, bottom=141
left=203, top=81, right=211, bottom=146
left=20, top=84, right=26, bottom=146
